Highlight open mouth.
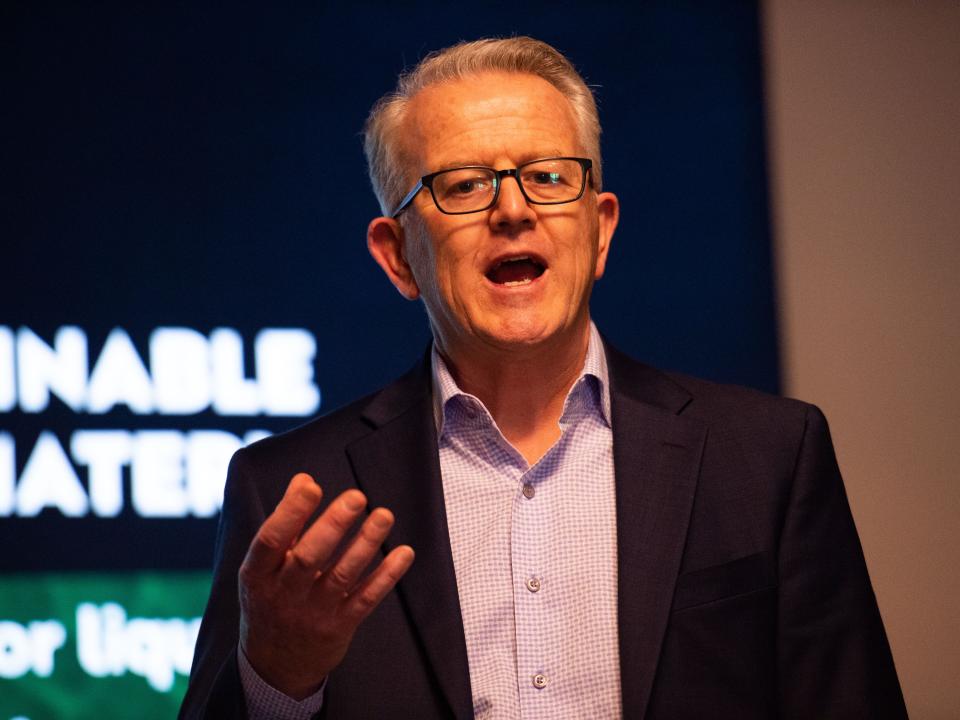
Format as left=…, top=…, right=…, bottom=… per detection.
left=485, top=255, right=547, bottom=286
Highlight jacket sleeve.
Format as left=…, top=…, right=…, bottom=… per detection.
left=178, top=448, right=261, bottom=720
left=776, top=405, right=907, bottom=718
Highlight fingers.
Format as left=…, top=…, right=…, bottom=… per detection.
left=243, top=476, right=413, bottom=621
left=243, top=473, right=322, bottom=578
left=342, top=545, right=415, bottom=624
left=279, top=489, right=369, bottom=591
left=318, top=507, right=397, bottom=595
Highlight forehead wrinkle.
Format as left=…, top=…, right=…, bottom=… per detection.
left=401, top=72, right=582, bottom=176
left=423, top=118, right=578, bottom=171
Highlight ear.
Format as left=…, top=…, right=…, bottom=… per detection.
left=593, top=191, right=619, bottom=280
left=367, top=216, right=421, bottom=300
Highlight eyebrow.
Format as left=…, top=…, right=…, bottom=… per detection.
left=434, top=160, right=485, bottom=171
left=432, top=151, right=568, bottom=172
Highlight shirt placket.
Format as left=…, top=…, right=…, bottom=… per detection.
left=512, top=454, right=552, bottom=718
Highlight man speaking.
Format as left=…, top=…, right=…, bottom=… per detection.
left=180, top=37, right=906, bottom=718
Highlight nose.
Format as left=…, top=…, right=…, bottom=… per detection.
left=489, top=174, right=536, bottom=232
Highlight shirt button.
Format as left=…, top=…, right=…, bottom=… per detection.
left=532, top=673, right=548, bottom=689
left=526, top=577, right=541, bottom=593
left=522, top=483, right=535, bottom=499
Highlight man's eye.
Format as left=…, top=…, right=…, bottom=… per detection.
left=527, top=171, right=563, bottom=185
left=442, top=176, right=489, bottom=197
left=453, top=180, right=482, bottom=194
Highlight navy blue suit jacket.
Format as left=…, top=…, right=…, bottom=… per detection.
left=180, top=343, right=906, bottom=719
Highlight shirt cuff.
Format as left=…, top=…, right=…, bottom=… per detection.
left=237, top=643, right=326, bottom=720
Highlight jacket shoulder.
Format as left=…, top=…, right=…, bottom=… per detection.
left=231, top=354, right=432, bottom=484
left=668, top=370, right=812, bottom=423
left=604, top=339, right=815, bottom=432
left=241, top=389, right=380, bottom=465
left=668, top=370, right=827, bottom=468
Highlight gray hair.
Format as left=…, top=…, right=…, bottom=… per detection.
left=363, top=36, right=603, bottom=216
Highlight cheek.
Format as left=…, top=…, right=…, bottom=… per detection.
left=409, top=238, right=467, bottom=309
left=555, top=220, right=598, bottom=279
left=402, top=220, right=441, bottom=289
left=434, top=249, right=477, bottom=301
left=428, top=226, right=481, bottom=288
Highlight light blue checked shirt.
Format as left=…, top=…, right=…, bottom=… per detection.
left=433, top=322, right=621, bottom=718
left=240, top=323, right=622, bottom=718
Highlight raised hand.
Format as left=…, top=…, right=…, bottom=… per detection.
left=238, top=473, right=415, bottom=699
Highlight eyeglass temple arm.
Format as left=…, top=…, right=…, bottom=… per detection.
left=391, top=179, right=425, bottom=218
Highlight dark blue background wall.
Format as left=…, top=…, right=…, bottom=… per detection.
left=6, top=2, right=778, bottom=403
left=2, top=3, right=777, bottom=713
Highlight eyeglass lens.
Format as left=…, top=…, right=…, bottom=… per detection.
left=432, top=158, right=585, bottom=213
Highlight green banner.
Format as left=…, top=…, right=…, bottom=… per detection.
left=0, top=572, right=210, bottom=720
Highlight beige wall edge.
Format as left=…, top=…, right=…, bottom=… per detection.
left=762, top=2, right=960, bottom=717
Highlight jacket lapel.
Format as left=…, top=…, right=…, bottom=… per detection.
left=606, top=343, right=707, bottom=719
left=345, top=359, right=473, bottom=719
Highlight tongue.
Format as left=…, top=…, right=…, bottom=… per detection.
left=488, top=259, right=542, bottom=284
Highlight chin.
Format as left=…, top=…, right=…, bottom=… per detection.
left=477, top=315, right=568, bottom=350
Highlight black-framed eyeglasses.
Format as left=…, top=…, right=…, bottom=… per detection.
left=391, top=156, right=593, bottom=218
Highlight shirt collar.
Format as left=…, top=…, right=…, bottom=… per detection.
left=430, top=322, right=612, bottom=436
